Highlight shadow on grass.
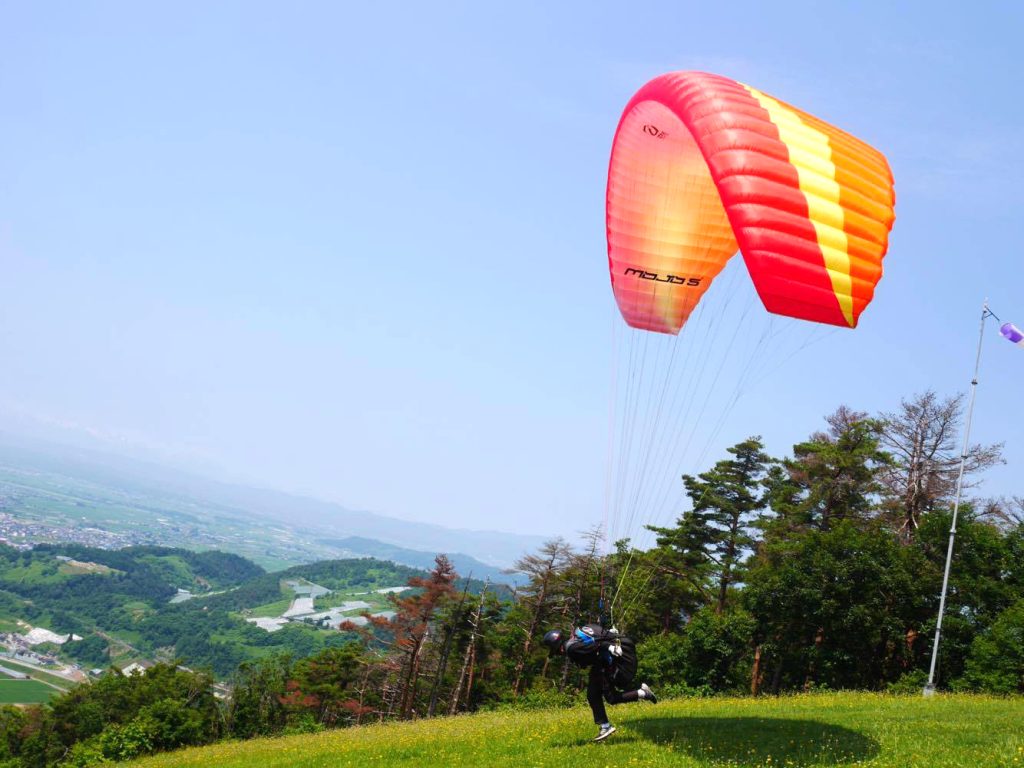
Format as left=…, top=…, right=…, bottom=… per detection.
left=629, top=717, right=879, bottom=766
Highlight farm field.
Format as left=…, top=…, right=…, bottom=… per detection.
left=128, top=692, right=1023, bottom=768
left=0, top=658, right=75, bottom=690
left=0, top=679, right=57, bottom=704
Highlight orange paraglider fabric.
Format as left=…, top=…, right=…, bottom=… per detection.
left=606, top=71, right=895, bottom=334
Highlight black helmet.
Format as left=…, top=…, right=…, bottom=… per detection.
left=542, top=629, right=566, bottom=656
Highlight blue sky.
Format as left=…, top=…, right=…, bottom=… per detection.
left=1, top=2, right=1022, bottom=540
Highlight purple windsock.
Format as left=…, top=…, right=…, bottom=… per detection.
left=1000, top=322, right=1024, bottom=347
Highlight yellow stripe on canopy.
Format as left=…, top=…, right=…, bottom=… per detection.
left=742, top=86, right=854, bottom=327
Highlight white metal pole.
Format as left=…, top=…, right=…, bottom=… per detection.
left=923, top=301, right=990, bottom=696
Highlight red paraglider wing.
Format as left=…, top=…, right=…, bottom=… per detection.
left=607, top=71, right=896, bottom=334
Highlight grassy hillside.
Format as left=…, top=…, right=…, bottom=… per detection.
left=129, top=693, right=1021, bottom=768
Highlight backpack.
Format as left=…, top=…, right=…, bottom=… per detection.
left=564, top=626, right=602, bottom=666
left=606, top=635, right=638, bottom=689
left=565, top=624, right=607, bottom=653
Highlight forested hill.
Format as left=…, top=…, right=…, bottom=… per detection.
left=0, top=543, right=474, bottom=679
left=322, top=536, right=522, bottom=586
left=39, top=543, right=265, bottom=588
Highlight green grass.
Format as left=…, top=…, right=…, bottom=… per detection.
left=0, top=679, right=57, bottom=704
left=313, top=590, right=390, bottom=613
left=0, top=658, right=75, bottom=690
left=138, top=554, right=197, bottom=590
left=247, top=598, right=293, bottom=618
left=0, top=559, right=67, bottom=585
left=120, top=600, right=154, bottom=621
left=256, top=556, right=298, bottom=572
left=57, top=559, right=118, bottom=576
left=128, top=692, right=1022, bottom=768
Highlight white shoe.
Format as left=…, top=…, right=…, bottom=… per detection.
left=594, top=723, right=616, bottom=741
left=640, top=683, right=658, bottom=703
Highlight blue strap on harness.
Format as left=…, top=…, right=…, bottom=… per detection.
left=574, top=628, right=596, bottom=646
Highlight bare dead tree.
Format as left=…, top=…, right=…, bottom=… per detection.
left=976, top=496, right=1024, bottom=528
left=380, top=657, right=403, bottom=721
left=449, top=580, right=488, bottom=715
left=566, top=525, right=604, bottom=624
left=351, top=656, right=378, bottom=725
left=426, top=575, right=472, bottom=717
left=877, top=391, right=1003, bottom=540
left=510, top=539, right=570, bottom=696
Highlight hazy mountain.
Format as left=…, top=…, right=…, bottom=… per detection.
left=0, top=431, right=546, bottom=568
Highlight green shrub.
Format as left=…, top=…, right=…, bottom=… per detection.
left=955, top=599, right=1024, bottom=693
left=485, top=684, right=582, bottom=712
left=98, top=719, right=154, bottom=762
left=637, top=606, right=755, bottom=692
left=886, top=669, right=928, bottom=694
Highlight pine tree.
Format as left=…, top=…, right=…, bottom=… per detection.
left=657, top=437, right=770, bottom=614
left=762, top=407, right=889, bottom=536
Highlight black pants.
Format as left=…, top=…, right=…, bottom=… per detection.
left=586, top=665, right=639, bottom=724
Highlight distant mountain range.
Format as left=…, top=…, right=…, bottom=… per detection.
left=324, top=536, right=522, bottom=586
left=0, top=431, right=546, bottom=570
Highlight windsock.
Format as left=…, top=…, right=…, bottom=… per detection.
left=1000, top=322, right=1024, bottom=347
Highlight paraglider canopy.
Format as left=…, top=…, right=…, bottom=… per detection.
left=607, top=71, right=896, bottom=334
